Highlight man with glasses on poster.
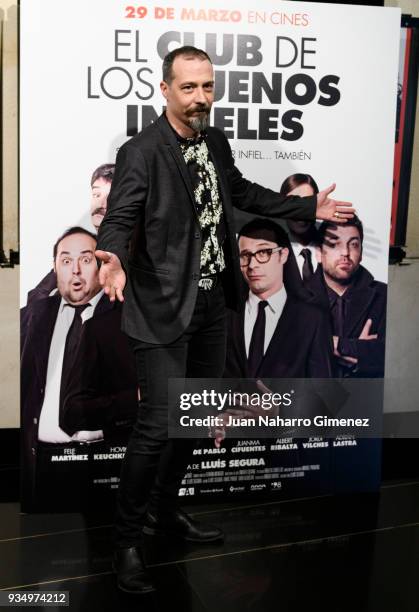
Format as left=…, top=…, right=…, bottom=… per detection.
left=225, top=218, right=333, bottom=380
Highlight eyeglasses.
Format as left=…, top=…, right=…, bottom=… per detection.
left=239, top=247, right=282, bottom=267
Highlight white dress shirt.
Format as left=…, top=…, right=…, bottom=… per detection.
left=38, top=290, right=104, bottom=443
left=291, top=241, right=318, bottom=279
left=244, top=287, right=287, bottom=357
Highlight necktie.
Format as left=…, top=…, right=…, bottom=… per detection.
left=59, top=304, right=90, bottom=414
left=335, top=295, right=345, bottom=338
left=248, top=300, right=268, bottom=377
left=300, top=248, right=314, bottom=283
left=334, top=295, right=351, bottom=376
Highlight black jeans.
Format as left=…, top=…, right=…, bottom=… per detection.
left=115, top=283, right=226, bottom=547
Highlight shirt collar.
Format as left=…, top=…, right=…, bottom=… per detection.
left=326, top=283, right=353, bottom=305
left=290, top=241, right=317, bottom=257
left=59, top=289, right=104, bottom=314
left=247, top=286, right=287, bottom=315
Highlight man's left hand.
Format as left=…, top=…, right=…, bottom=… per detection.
left=316, top=183, right=355, bottom=222
left=359, top=319, right=378, bottom=341
left=333, top=320, right=378, bottom=365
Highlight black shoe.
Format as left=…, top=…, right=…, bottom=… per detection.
left=112, top=546, right=156, bottom=594
left=143, top=509, right=224, bottom=542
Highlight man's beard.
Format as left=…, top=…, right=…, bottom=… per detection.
left=326, top=263, right=359, bottom=286
left=188, top=109, right=210, bottom=132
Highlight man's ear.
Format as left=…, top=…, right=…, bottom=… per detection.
left=280, top=247, right=289, bottom=264
left=315, top=246, right=322, bottom=264
left=160, top=80, right=168, bottom=100
left=53, top=260, right=57, bottom=274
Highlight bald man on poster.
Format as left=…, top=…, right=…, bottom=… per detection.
left=95, top=45, right=354, bottom=594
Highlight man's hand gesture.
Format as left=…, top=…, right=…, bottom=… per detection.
left=95, top=250, right=126, bottom=302
left=333, top=319, right=378, bottom=365
left=316, top=183, right=355, bottom=222
left=358, top=319, right=378, bottom=341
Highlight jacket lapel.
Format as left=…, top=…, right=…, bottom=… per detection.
left=304, top=265, right=330, bottom=308
left=205, top=130, right=235, bottom=229
left=156, top=115, right=199, bottom=223
left=31, top=296, right=61, bottom=389
left=344, top=285, right=376, bottom=336
left=236, top=301, right=248, bottom=377
left=257, top=298, right=291, bottom=375
left=339, top=266, right=377, bottom=336
left=205, top=130, right=228, bottom=199
left=94, top=293, right=115, bottom=317
left=283, top=247, right=304, bottom=295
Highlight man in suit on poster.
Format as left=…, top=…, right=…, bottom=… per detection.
left=95, top=45, right=354, bottom=593
left=90, top=163, right=115, bottom=232
left=225, top=219, right=333, bottom=380
left=60, top=300, right=138, bottom=442
left=280, top=173, right=321, bottom=294
left=307, top=216, right=387, bottom=378
left=20, top=227, right=115, bottom=509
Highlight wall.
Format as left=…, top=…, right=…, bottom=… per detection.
left=385, top=0, right=419, bottom=255
left=1, top=1, right=18, bottom=254
left=0, top=1, right=18, bottom=428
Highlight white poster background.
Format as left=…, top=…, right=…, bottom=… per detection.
left=20, top=0, right=400, bottom=304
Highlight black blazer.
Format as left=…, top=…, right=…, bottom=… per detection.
left=60, top=303, right=138, bottom=438
left=97, top=113, right=317, bottom=344
left=306, top=265, right=387, bottom=377
left=225, top=294, right=334, bottom=379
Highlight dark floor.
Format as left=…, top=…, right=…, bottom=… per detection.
left=0, top=479, right=418, bottom=612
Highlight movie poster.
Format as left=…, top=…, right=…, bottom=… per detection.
left=20, top=0, right=400, bottom=510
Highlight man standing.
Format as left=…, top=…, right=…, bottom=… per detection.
left=225, top=219, right=333, bottom=379
left=21, top=227, right=113, bottom=509
left=95, top=46, right=354, bottom=594
left=308, top=216, right=387, bottom=377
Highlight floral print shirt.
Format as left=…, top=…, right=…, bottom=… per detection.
left=178, top=133, right=226, bottom=277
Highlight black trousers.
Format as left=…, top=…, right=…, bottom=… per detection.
left=115, top=283, right=226, bottom=547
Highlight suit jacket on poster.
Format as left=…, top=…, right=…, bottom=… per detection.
left=305, top=265, right=387, bottom=377
left=283, top=243, right=320, bottom=300
left=60, top=302, right=138, bottom=438
left=20, top=293, right=113, bottom=502
left=26, top=269, right=57, bottom=304
left=224, top=294, right=334, bottom=379
left=283, top=245, right=304, bottom=296
left=96, top=113, right=317, bottom=344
